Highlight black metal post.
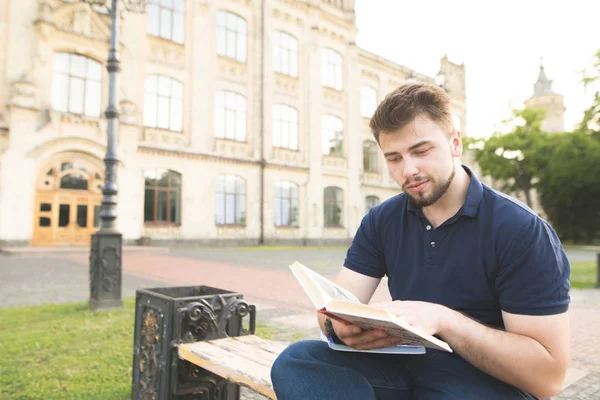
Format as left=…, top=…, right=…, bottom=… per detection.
left=89, top=0, right=123, bottom=310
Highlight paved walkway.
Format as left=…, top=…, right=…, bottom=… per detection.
left=1, top=246, right=599, bottom=399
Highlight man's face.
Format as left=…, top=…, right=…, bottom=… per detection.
left=378, top=114, right=462, bottom=208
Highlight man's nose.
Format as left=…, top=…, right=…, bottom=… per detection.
left=403, top=158, right=419, bottom=179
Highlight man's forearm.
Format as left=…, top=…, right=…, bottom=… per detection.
left=440, top=310, right=566, bottom=399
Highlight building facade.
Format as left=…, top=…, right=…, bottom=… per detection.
left=0, top=0, right=466, bottom=247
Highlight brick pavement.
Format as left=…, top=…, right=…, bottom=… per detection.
left=1, top=248, right=599, bottom=399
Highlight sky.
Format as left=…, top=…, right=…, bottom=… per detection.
left=354, top=0, right=600, bottom=138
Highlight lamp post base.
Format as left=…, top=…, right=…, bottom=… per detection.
left=89, top=230, right=123, bottom=311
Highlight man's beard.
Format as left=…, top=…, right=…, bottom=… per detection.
left=406, top=164, right=456, bottom=208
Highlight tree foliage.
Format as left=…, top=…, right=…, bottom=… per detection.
left=466, top=108, right=549, bottom=208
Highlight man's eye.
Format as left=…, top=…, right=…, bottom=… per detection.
left=414, top=148, right=430, bottom=155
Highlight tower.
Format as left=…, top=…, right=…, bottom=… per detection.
left=524, top=61, right=566, bottom=134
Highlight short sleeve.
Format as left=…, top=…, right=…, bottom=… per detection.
left=495, top=215, right=570, bottom=316
left=343, top=209, right=386, bottom=278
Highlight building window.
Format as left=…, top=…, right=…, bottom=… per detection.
left=214, top=91, right=246, bottom=142
left=52, top=53, right=102, bottom=117
left=215, top=175, right=246, bottom=225
left=147, top=0, right=185, bottom=44
left=321, top=48, right=342, bottom=90
left=144, top=169, right=181, bottom=225
left=324, top=187, right=343, bottom=227
left=216, top=10, right=247, bottom=62
left=365, top=195, right=380, bottom=214
left=322, top=115, right=344, bottom=156
left=272, top=104, right=298, bottom=150
left=363, top=140, right=378, bottom=173
left=360, top=85, right=377, bottom=117
left=273, top=31, right=298, bottom=77
left=274, top=181, right=299, bottom=227
left=144, top=75, right=184, bottom=131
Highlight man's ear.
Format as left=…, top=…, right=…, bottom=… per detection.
left=450, top=130, right=463, bottom=157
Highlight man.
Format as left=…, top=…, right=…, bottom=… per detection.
left=271, top=82, right=570, bottom=400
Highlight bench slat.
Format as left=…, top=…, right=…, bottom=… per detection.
left=178, top=335, right=284, bottom=399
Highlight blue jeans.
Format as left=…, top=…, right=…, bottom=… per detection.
left=271, top=340, right=537, bottom=400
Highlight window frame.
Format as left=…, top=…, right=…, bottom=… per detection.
left=274, top=181, right=299, bottom=227
left=321, top=115, right=344, bottom=157
left=143, top=75, right=184, bottom=132
left=363, top=140, right=379, bottom=173
left=365, top=195, right=380, bottom=214
left=51, top=52, right=102, bottom=117
left=143, top=169, right=182, bottom=226
left=215, top=175, right=247, bottom=226
left=214, top=90, right=247, bottom=142
left=272, top=103, right=299, bottom=150
left=324, top=186, right=344, bottom=227
left=321, top=48, right=343, bottom=90
left=216, top=10, right=248, bottom=62
left=360, top=85, right=377, bottom=118
left=146, top=0, right=185, bottom=44
left=272, top=30, right=298, bottom=77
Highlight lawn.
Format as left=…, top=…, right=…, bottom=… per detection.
left=0, top=260, right=595, bottom=399
left=0, top=299, right=273, bottom=400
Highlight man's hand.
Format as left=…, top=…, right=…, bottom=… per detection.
left=330, top=318, right=404, bottom=350
left=370, top=300, right=455, bottom=337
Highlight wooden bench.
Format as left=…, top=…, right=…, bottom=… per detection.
left=178, top=335, right=287, bottom=399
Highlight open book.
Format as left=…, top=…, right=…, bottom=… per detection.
left=289, top=261, right=452, bottom=353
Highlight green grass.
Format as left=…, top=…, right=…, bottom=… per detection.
left=0, top=299, right=274, bottom=400
left=571, top=261, right=598, bottom=289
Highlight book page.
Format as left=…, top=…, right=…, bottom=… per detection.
left=289, top=262, right=360, bottom=309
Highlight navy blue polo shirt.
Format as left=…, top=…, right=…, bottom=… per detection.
left=344, top=166, right=570, bottom=329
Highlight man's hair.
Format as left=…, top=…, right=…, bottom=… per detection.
left=369, top=82, right=454, bottom=143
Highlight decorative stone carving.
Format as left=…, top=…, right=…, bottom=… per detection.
left=272, top=147, right=302, bottom=164
left=217, top=58, right=248, bottom=82
left=38, top=0, right=111, bottom=41
left=119, top=100, right=137, bottom=125
left=322, top=155, right=347, bottom=172
left=216, top=138, right=250, bottom=157
left=274, top=74, right=299, bottom=96
left=10, top=80, right=37, bottom=109
left=143, top=127, right=185, bottom=147
left=360, top=171, right=381, bottom=186
left=323, top=87, right=344, bottom=105
left=147, top=38, right=186, bottom=69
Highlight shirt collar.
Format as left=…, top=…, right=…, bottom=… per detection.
left=406, top=165, right=483, bottom=218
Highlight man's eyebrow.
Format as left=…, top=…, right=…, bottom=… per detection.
left=408, top=140, right=432, bottom=151
left=383, top=141, right=432, bottom=158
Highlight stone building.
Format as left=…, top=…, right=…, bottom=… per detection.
left=0, top=0, right=466, bottom=247
left=524, top=62, right=566, bottom=134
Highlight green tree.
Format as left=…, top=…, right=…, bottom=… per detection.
left=466, top=108, right=549, bottom=208
left=536, top=132, right=600, bottom=242
left=579, top=49, right=600, bottom=136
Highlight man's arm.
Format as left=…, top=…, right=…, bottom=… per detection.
left=369, top=301, right=570, bottom=399
left=443, top=309, right=570, bottom=399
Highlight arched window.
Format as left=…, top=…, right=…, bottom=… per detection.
left=144, top=75, right=184, bottom=131
left=52, top=53, right=102, bottom=117
left=363, top=140, right=378, bottom=173
left=215, top=175, right=246, bottom=225
left=322, top=115, right=343, bottom=156
left=147, top=0, right=185, bottom=44
left=273, top=31, right=298, bottom=77
left=360, top=85, right=377, bottom=117
left=215, top=91, right=247, bottom=142
left=274, top=181, right=299, bottom=227
left=321, top=48, right=343, bottom=90
left=272, top=104, right=298, bottom=150
left=365, top=196, right=380, bottom=214
left=144, top=169, right=181, bottom=224
left=216, top=11, right=247, bottom=62
left=324, top=186, right=343, bottom=227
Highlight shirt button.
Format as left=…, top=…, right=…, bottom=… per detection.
left=426, top=225, right=432, bottom=230
left=430, top=241, right=436, bottom=248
